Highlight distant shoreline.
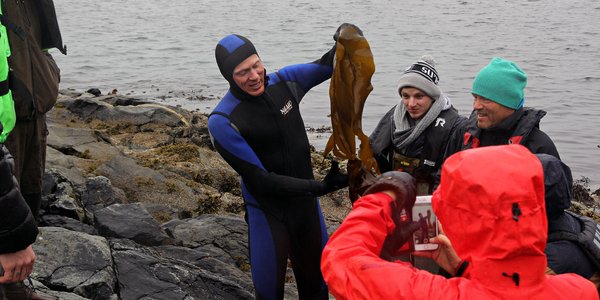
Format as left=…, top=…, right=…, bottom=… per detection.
left=63, top=86, right=600, bottom=190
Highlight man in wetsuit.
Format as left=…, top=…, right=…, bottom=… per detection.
left=208, top=29, right=348, bottom=299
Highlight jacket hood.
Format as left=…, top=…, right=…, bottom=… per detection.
left=433, top=145, right=547, bottom=288
left=536, top=153, right=573, bottom=220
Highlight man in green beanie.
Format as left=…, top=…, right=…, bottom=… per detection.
left=442, top=57, right=560, bottom=164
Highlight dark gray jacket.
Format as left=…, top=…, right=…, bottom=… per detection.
left=538, top=153, right=596, bottom=278
left=0, top=140, right=38, bottom=254
left=444, top=107, right=560, bottom=159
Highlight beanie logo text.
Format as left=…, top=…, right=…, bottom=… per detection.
left=406, top=62, right=439, bottom=85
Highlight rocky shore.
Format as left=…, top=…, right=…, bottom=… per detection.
left=24, top=89, right=599, bottom=299
left=27, top=89, right=351, bottom=299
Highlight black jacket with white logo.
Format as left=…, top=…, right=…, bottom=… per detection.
left=370, top=105, right=464, bottom=193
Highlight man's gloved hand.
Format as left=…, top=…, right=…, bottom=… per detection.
left=362, top=171, right=420, bottom=260
left=347, top=159, right=377, bottom=203
left=363, top=171, right=416, bottom=206
left=323, top=160, right=349, bottom=193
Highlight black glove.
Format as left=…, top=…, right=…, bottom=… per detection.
left=322, top=160, right=349, bottom=193
left=347, top=159, right=377, bottom=203
left=363, top=171, right=416, bottom=206
left=363, top=171, right=420, bottom=260
left=0, top=145, right=16, bottom=196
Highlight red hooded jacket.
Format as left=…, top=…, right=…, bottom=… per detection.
left=321, top=145, right=598, bottom=299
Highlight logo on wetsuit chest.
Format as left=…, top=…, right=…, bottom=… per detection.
left=280, top=100, right=293, bottom=117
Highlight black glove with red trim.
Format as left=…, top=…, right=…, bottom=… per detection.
left=363, top=171, right=420, bottom=260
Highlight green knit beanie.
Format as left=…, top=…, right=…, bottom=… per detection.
left=471, top=57, right=527, bottom=109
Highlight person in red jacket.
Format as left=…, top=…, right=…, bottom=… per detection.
left=321, top=144, right=598, bottom=299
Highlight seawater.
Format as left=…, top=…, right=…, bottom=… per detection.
left=53, top=0, right=600, bottom=187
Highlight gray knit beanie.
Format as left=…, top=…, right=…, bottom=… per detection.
left=397, top=55, right=441, bottom=101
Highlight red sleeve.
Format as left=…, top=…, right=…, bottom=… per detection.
left=321, top=192, right=460, bottom=300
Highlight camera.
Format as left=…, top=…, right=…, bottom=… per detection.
left=412, top=195, right=439, bottom=251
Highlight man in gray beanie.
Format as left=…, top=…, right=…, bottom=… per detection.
left=370, top=55, right=465, bottom=196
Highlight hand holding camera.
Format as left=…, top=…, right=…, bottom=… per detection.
left=412, top=224, right=462, bottom=276
left=361, top=171, right=421, bottom=259
left=412, top=196, right=439, bottom=251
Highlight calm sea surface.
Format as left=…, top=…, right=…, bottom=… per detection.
left=53, top=0, right=600, bottom=187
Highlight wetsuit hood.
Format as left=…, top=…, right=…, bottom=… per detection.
left=215, top=34, right=269, bottom=100
left=215, top=34, right=258, bottom=82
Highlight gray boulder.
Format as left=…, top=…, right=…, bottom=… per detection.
left=45, top=177, right=86, bottom=222
left=62, top=97, right=189, bottom=127
left=162, top=215, right=249, bottom=265
left=32, top=227, right=116, bottom=300
left=155, top=245, right=254, bottom=293
left=94, top=203, right=173, bottom=246
left=111, top=239, right=254, bottom=300
left=40, top=215, right=98, bottom=235
left=81, top=176, right=127, bottom=218
left=96, top=155, right=198, bottom=212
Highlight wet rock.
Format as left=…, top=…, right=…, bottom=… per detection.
left=96, top=94, right=150, bottom=106
left=162, top=215, right=249, bottom=265
left=81, top=176, right=127, bottom=218
left=32, top=227, right=116, bottom=300
left=31, top=90, right=352, bottom=298
left=142, top=202, right=187, bottom=224
left=96, top=155, right=198, bottom=211
left=59, top=88, right=83, bottom=98
left=111, top=239, right=254, bottom=300
left=62, top=96, right=189, bottom=127
left=47, top=181, right=85, bottom=222
left=155, top=245, right=254, bottom=293
left=40, top=215, right=98, bottom=235
left=42, top=172, right=58, bottom=196
left=86, top=88, right=102, bottom=96
left=94, top=203, right=173, bottom=246
left=27, top=279, right=92, bottom=300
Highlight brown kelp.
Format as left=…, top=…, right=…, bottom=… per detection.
left=324, top=23, right=379, bottom=201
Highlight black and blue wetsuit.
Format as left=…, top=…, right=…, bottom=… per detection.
left=209, top=34, right=335, bottom=300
